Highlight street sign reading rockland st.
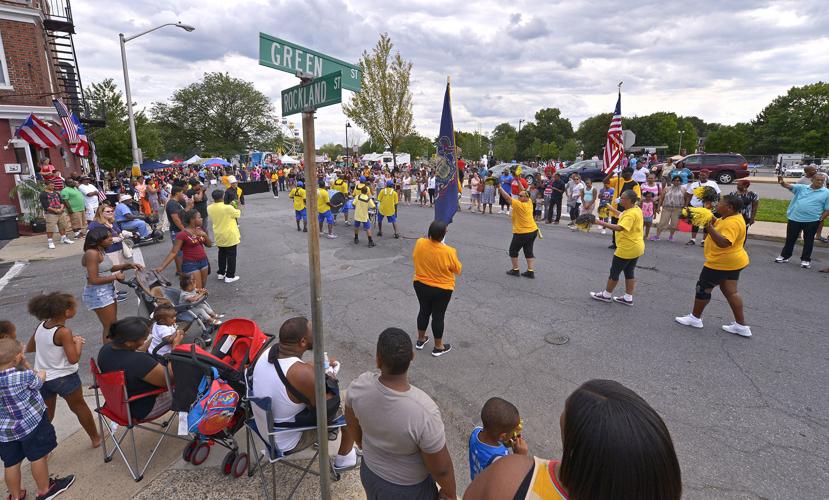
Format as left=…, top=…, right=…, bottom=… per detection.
left=259, top=33, right=361, bottom=92
left=281, top=71, right=342, bottom=116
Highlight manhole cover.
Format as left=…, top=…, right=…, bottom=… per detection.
left=545, top=334, right=569, bottom=345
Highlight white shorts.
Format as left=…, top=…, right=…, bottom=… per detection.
left=84, top=206, right=97, bottom=221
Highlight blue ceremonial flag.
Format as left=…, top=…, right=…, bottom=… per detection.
left=434, top=78, right=459, bottom=225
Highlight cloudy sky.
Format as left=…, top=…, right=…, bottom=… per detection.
left=73, top=0, right=829, bottom=149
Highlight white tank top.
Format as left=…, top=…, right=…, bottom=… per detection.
left=251, top=346, right=306, bottom=452
left=34, top=322, right=78, bottom=381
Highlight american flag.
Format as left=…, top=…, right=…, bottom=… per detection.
left=602, top=91, right=623, bottom=174
left=52, top=99, right=79, bottom=144
left=14, top=114, right=62, bottom=149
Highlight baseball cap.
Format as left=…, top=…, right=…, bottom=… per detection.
left=386, top=180, right=394, bottom=187
left=297, top=181, right=304, bottom=187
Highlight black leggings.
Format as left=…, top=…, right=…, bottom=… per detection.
left=568, top=202, right=580, bottom=222
left=272, top=182, right=279, bottom=196
left=413, top=281, right=452, bottom=340
left=217, top=245, right=237, bottom=278
left=509, top=231, right=537, bottom=258
left=609, top=255, right=638, bottom=280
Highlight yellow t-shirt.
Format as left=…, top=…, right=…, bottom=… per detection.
left=377, top=188, right=398, bottom=216
left=206, top=202, right=241, bottom=247
left=353, top=194, right=374, bottom=223
left=353, top=183, right=372, bottom=198
left=615, top=206, right=645, bottom=259
left=412, top=238, right=462, bottom=291
left=271, top=173, right=278, bottom=182
left=317, top=188, right=331, bottom=213
left=607, top=177, right=642, bottom=209
left=289, top=187, right=306, bottom=210
left=333, top=179, right=348, bottom=195
left=511, top=199, right=538, bottom=234
left=704, top=215, right=749, bottom=271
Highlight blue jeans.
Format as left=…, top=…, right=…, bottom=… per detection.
left=120, top=219, right=151, bottom=238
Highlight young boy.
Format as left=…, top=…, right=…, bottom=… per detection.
left=597, top=179, right=615, bottom=235
left=352, top=186, right=376, bottom=247
left=468, top=397, right=527, bottom=480
left=147, top=305, right=185, bottom=358
left=0, top=338, right=75, bottom=500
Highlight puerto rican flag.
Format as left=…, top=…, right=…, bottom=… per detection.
left=69, top=114, right=89, bottom=157
left=14, top=114, right=62, bottom=149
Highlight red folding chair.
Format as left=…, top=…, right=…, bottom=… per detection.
left=90, top=359, right=188, bottom=481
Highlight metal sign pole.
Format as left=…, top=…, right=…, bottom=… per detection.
left=301, top=105, right=332, bottom=499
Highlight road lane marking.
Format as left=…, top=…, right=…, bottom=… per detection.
left=0, top=261, right=27, bottom=294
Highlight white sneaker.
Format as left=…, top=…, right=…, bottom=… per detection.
left=675, top=314, right=704, bottom=329
left=224, top=276, right=240, bottom=283
left=800, top=260, right=811, bottom=269
left=344, top=221, right=351, bottom=226
left=47, top=240, right=56, bottom=249
left=774, top=256, right=789, bottom=263
left=722, top=322, right=752, bottom=338
left=498, top=209, right=503, bottom=214
left=326, top=233, right=338, bottom=239
left=62, top=237, right=74, bottom=244
left=217, top=274, right=225, bottom=280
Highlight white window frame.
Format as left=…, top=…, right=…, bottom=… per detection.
left=0, top=32, right=11, bottom=89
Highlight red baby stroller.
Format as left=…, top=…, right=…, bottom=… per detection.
left=167, top=318, right=272, bottom=478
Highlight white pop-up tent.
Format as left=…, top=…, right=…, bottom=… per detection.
left=183, top=155, right=201, bottom=164
left=279, top=155, right=300, bottom=165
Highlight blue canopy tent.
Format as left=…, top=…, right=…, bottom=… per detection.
left=203, top=157, right=230, bottom=167
left=140, top=160, right=167, bottom=171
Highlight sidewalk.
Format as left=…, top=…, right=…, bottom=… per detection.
left=16, top=389, right=365, bottom=499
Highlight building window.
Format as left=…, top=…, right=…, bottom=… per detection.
left=0, top=32, right=11, bottom=88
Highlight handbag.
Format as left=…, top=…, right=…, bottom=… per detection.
left=121, top=238, right=134, bottom=260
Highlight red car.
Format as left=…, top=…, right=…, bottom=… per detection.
left=677, top=153, right=749, bottom=184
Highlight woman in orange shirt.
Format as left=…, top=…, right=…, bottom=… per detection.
left=412, top=220, right=462, bottom=357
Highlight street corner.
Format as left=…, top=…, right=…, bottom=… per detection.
left=0, top=234, right=84, bottom=263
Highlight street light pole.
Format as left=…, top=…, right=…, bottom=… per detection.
left=518, top=119, right=525, bottom=132
left=119, top=22, right=195, bottom=176
left=345, top=122, right=351, bottom=167
left=678, top=130, right=686, bottom=155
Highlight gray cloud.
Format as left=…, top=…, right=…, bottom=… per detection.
left=73, top=0, right=829, bottom=147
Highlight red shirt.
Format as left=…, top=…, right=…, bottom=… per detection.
left=511, top=177, right=529, bottom=194
left=176, top=230, right=207, bottom=262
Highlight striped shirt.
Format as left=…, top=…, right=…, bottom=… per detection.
left=0, top=368, right=46, bottom=442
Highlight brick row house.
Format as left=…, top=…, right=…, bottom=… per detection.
left=0, top=0, right=88, bottom=213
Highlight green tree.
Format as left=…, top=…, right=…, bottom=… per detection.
left=317, top=143, right=343, bottom=159
left=455, top=130, right=488, bottom=161
left=151, top=72, right=277, bottom=158
left=491, top=122, right=517, bottom=162
left=84, top=79, right=161, bottom=171
left=358, top=136, right=387, bottom=154
left=533, top=107, right=574, bottom=148
left=559, top=138, right=581, bottom=161
left=750, top=82, right=829, bottom=155
left=575, top=113, right=612, bottom=158
left=704, top=124, right=751, bottom=153
left=398, top=132, right=434, bottom=159
left=343, top=33, right=414, bottom=168
left=515, top=123, right=537, bottom=161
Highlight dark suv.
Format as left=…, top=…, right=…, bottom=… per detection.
left=677, top=153, right=749, bottom=184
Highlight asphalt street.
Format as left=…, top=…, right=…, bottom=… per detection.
left=2, top=191, right=827, bottom=499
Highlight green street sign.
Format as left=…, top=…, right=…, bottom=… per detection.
left=281, top=71, right=343, bottom=116
left=259, top=33, right=361, bottom=92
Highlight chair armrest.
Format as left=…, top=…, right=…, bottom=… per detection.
left=126, top=387, right=167, bottom=402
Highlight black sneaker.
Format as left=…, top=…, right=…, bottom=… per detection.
left=521, top=270, right=535, bottom=279
left=377, top=231, right=383, bottom=237
left=506, top=269, right=520, bottom=277
left=431, top=344, right=452, bottom=357
left=589, top=291, right=612, bottom=303
left=394, top=233, right=400, bottom=239
left=608, top=244, right=617, bottom=249
left=302, top=227, right=308, bottom=232
left=36, top=475, right=75, bottom=500
left=297, top=226, right=301, bottom=232
left=353, top=236, right=359, bottom=244
left=612, top=296, right=634, bottom=306
left=368, top=240, right=376, bottom=248
left=415, top=336, right=430, bottom=350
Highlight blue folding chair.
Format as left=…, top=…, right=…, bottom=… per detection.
left=245, top=394, right=348, bottom=499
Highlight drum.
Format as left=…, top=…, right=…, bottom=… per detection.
left=329, top=190, right=346, bottom=213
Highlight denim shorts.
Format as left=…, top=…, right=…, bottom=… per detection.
left=40, top=372, right=81, bottom=399
left=0, top=412, right=57, bottom=467
left=182, top=257, right=209, bottom=274
left=83, top=282, right=116, bottom=310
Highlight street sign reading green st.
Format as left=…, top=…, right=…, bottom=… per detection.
left=259, top=33, right=361, bottom=92
left=281, top=71, right=342, bottom=116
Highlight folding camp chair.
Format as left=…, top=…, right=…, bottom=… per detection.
left=90, top=359, right=189, bottom=481
left=245, top=395, right=347, bottom=500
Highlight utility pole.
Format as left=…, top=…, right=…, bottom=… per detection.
left=345, top=122, right=351, bottom=167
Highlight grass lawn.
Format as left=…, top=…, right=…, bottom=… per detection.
left=756, top=199, right=829, bottom=226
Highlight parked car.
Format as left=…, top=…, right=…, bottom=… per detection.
left=676, top=153, right=749, bottom=184
left=556, top=159, right=606, bottom=183
left=782, top=165, right=805, bottom=178
left=488, top=163, right=539, bottom=183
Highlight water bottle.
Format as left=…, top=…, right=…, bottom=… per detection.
left=323, top=352, right=330, bottom=370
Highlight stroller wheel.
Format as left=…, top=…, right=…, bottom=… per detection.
left=221, top=451, right=236, bottom=475
left=231, top=452, right=249, bottom=478
left=191, top=442, right=210, bottom=466
left=182, top=440, right=198, bottom=462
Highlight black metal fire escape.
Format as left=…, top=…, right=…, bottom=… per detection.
left=42, top=0, right=97, bottom=125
